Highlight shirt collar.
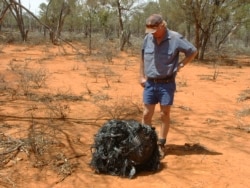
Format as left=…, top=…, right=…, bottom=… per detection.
left=165, top=29, right=171, bottom=40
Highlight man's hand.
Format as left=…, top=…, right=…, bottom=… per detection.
left=177, top=62, right=184, bottom=71
left=178, top=51, right=197, bottom=71
left=140, top=77, right=147, bottom=87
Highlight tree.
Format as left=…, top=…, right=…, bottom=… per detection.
left=113, top=0, right=134, bottom=51
left=94, top=0, right=143, bottom=51
left=171, top=0, right=250, bottom=60
left=0, top=1, right=11, bottom=26
left=43, top=0, right=72, bottom=44
left=3, top=0, right=29, bottom=41
left=2, top=0, right=51, bottom=41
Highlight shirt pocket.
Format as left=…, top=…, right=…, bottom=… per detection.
left=144, top=48, right=154, bottom=62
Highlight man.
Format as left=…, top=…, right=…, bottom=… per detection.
left=140, top=14, right=197, bottom=158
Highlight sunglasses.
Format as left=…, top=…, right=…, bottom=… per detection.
left=146, top=23, right=163, bottom=30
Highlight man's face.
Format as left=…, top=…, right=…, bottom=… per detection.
left=152, top=23, right=165, bottom=38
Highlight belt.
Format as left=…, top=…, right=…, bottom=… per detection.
left=147, top=76, right=174, bottom=83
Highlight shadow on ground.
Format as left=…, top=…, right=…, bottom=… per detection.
left=165, top=143, right=222, bottom=156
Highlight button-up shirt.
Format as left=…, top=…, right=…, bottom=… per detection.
left=142, top=29, right=197, bottom=78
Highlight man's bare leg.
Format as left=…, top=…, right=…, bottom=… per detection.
left=157, top=105, right=171, bottom=158
left=159, top=105, right=171, bottom=139
left=142, top=104, right=156, bottom=126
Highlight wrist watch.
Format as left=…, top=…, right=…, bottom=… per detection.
left=179, top=63, right=184, bottom=68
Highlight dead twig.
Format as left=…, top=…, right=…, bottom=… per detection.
left=0, top=142, right=24, bottom=155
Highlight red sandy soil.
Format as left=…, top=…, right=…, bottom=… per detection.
left=0, top=43, right=249, bottom=188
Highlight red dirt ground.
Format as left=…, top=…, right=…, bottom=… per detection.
left=0, top=43, right=249, bottom=188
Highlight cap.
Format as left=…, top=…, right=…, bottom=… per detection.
left=145, top=14, right=163, bottom=33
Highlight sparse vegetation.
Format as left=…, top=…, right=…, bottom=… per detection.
left=237, top=108, right=250, bottom=117
left=95, top=96, right=142, bottom=120
left=237, top=89, right=250, bottom=102
left=0, top=24, right=249, bottom=187
left=0, top=0, right=249, bottom=186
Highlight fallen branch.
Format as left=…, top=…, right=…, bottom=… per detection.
left=0, top=142, right=24, bottom=155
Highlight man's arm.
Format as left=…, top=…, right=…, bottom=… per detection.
left=140, top=50, right=147, bottom=87
left=178, top=50, right=198, bottom=69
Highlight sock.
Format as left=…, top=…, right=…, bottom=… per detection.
left=157, top=138, right=166, bottom=146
